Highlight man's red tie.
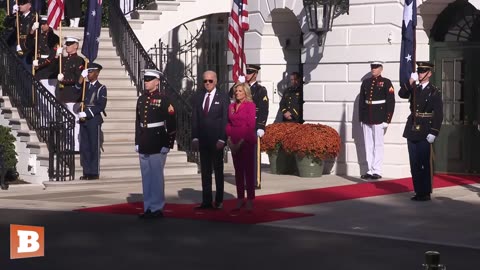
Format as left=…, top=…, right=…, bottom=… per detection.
left=203, top=93, right=210, bottom=115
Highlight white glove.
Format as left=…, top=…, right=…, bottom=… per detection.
left=12, top=4, right=18, bottom=14
left=160, top=147, right=170, bottom=154
left=382, top=122, right=388, bottom=129
left=16, top=45, right=22, bottom=52
left=410, top=72, right=418, bottom=82
left=57, top=73, right=64, bottom=82
left=135, top=145, right=139, bottom=152
left=56, top=47, right=63, bottom=55
left=478, top=124, right=480, bottom=132
left=238, top=75, right=246, bottom=83
left=78, top=112, right=87, bottom=118
left=257, top=129, right=265, bottom=137
left=32, top=60, right=39, bottom=67
left=32, top=22, right=39, bottom=31
left=81, top=69, right=88, bottom=78
left=426, top=134, right=436, bottom=144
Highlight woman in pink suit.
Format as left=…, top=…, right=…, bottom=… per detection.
left=226, top=83, right=257, bottom=211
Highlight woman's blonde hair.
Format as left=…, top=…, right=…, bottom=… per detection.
left=233, top=82, right=253, bottom=102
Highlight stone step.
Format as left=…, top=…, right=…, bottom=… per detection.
left=102, top=118, right=135, bottom=130
left=74, top=151, right=187, bottom=167
left=17, top=129, right=40, bottom=143
left=148, top=1, right=180, bottom=11
left=74, top=162, right=198, bottom=179
left=102, top=107, right=136, bottom=119
left=26, top=141, right=48, bottom=155
left=128, top=19, right=144, bottom=30
left=105, top=86, right=138, bottom=97
left=77, top=48, right=118, bottom=58
left=0, top=106, right=20, bottom=119
left=101, top=141, right=135, bottom=154
left=135, top=10, right=163, bottom=20
left=91, top=56, right=122, bottom=67
left=56, top=27, right=111, bottom=38
left=9, top=118, right=29, bottom=130
left=98, top=67, right=131, bottom=77
left=103, top=129, right=135, bottom=142
left=42, top=173, right=201, bottom=187
left=96, top=76, right=132, bottom=87
left=106, top=96, right=137, bottom=108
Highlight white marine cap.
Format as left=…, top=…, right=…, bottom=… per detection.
left=370, top=61, right=384, bottom=66
left=143, top=69, right=162, bottom=79
left=64, top=36, right=81, bottom=44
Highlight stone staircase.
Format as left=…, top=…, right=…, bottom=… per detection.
left=0, top=26, right=199, bottom=187
left=129, top=0, right=230, bottom=49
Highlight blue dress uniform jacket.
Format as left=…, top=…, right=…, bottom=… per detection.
left=279, top=85, right=302, bottom=123
left=398, top=82, right=443, bottom=141
left=359, top=76, right=396, bottom=124
left=135, top=90, right=176, bottom=154
left=54, top=53, right=85, bottom=103
left=75, top=80, right=107, bottom=177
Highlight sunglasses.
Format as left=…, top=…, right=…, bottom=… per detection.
left=203, top=79, right=214, bottom=84
left=246, top=69, right=256, bottom=74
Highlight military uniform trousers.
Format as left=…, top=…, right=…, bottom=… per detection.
left=139, top=152, right=168, bottom=212
left=80, top=121, right=101, bottom=177
left=362, top=123, right=385, bottom=175
left=407, top=139, right=433, bottom=196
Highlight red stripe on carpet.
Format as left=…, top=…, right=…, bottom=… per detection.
left=75, top=174, right=480, bottom=224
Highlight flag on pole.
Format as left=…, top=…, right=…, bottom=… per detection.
left=82, top=0, right=103, bottom=62
left=47, top=0, right=64, bottom=30
left=32, top=0, right=44, bottom=13
left=400, top=0, right=417, bottom=86
left=228, top=0, right=249, bottom=83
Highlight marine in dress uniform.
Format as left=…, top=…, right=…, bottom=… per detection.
left=279, top=72, right=303, bottom=123
left=31, top=15, right=60, bottom=95
left=399, top=61, right=443, bottom=201
left=359, top=61, right=396, bottom=180
left=55, top=36, right=85, bottom=152
left=135, top=69, right=176, bottom=219
left=75, top=63, right=107, bottom=180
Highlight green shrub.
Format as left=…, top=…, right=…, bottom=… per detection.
left=0, top=125, right=17, bottom=171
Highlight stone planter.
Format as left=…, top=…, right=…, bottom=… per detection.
left=268, top=149, right=295, bottom=174
left=295, top=155, right=324, bottom=177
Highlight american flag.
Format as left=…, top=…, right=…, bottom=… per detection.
left=82, top=0, right=103, bottom=62
left=399, top=0, right=416, bottom=86
left=228, top=0, right=249, bottom=83
left=47, top=0, right=64, bottom=30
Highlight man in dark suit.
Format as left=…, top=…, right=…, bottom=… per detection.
left=75, top=63, right=107, bottom=180
left=399, top=61, right=443, bottom=201
left=191, top=70, right=229, bottom=209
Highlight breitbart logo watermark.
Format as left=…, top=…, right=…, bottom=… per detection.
left=10, top=224, right=45, bottom=259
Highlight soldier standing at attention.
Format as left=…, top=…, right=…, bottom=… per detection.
left=75, top=63, right=107, bottom=180
left=359, top=61, right=396, bottom=180
left=279, top=72, right=303, bottom=123
left=135, top=70, right=176, bottom=219
left=55, top=36, right=85, bottom=152
left=245, top=64, right=269, bottom=189
left=31, top=15, right=60, bottom=96
left=399, top=61, right=443, bottom=201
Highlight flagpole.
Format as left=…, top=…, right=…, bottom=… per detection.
left=16, top=9, right=22, bottom=56
left=7, top=0, right=10, bottom=16
left=32, top=13, right=39, bottom=104
left=79, top=59, right=88, bottom=122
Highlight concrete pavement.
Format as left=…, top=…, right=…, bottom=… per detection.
left=1, top=165, right=479, bottom=269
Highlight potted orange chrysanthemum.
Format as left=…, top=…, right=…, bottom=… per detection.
left=282, top=124, right=341, bottom=177
left=260, top=122, right=299, bottom=174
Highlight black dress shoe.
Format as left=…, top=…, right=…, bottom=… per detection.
left=138, top=209, right=152, bottom=219
left=88, top=175, right=99, bottom=180
left=255, top=185, right=261, bottom=190
left=411, top=194, right=431, bottom=201
left=79, top=175, right=91, bottom=180
left=149, top=210, right=164, bottom=218
left=360, top=174, right=373, bottom=179
left=194, top=203, right=214, bottom=210
left=371, top=174, right=382, bottom=180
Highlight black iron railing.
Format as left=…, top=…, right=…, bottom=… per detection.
left=0, top=37, right=75, bottom=181
left=109, top=0, right=197, bottom=163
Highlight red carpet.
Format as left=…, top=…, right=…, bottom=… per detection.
left=75, top=174, right=480, bottom=224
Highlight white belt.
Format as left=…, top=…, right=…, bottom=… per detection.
left=365, top=100, right=386, bottom=105
left=140, top=122, right=165, bottom=128
left=40, top=54, right=49, bottom=59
